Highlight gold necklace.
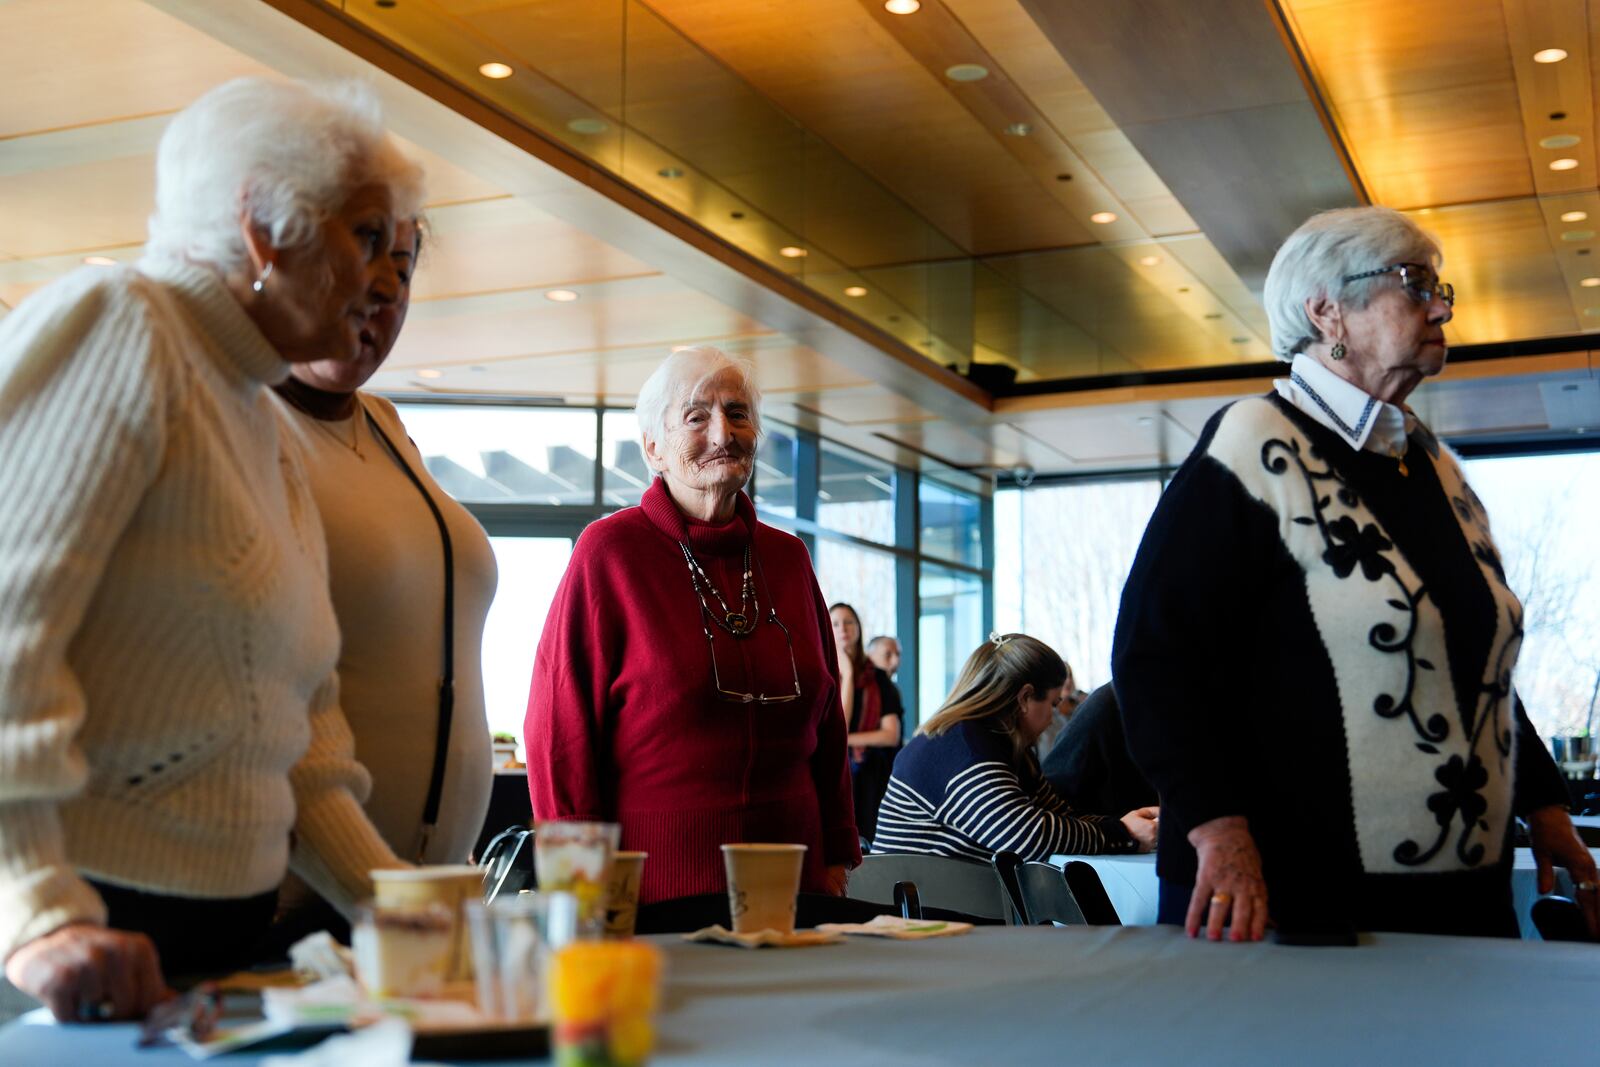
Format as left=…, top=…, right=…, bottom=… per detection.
left=310, top=411, right=365, bottom=460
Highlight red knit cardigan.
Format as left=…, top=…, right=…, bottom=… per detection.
left=524, top=479, right=861, bottom=903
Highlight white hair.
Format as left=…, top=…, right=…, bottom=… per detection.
left=635, top=345, right=763, bottom=449
left=145, top=77, right=425, bottom=274
left=1263, top=206, right=1442, bottom=360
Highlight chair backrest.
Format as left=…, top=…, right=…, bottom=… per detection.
left=478, top=825, right=535, bottom=903
left=848, top=853, right=1012, bottom=923
left=1061, top=861, right=1122, bottom=925
left=1530, top=896, right=1595, bottom=942
left=1015, top=861, right=1088, bottom=926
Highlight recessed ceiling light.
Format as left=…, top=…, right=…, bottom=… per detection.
left=885, top=0, right=922, bottom=14
left=779, top=246, right=808, bottom=258
left=1550, top=157, right=1580, bottom=171
left=567, top=117, right=609, bottom=135
left=1090, top=211, right=1117, bottom=224
left=657, top=166, right=685, bottom=179
left=416, top=369, right=443, bottom=379
left=1586, top=306, right=1600, bottom=316
left=83, top=256, right=116, bottom=266
left=1582, top=277, right=1600, bottom=288
left=1004, top=122, right=1032, bottom=137
left=1541, top=134, right=1581, bottom=149
left=1561, top=229, right=1595, bottom=241
left=1203, top=313, right=1223, bottom=320
left=544, top=289, right=580, bottom=302
left=945, top=64, right=989, bottom=82
left=1232, top=337, right=1250, bottom=344
left=1534, top=48, right=1568, bottom=64
left=1138, top=255, right=1161, bottom=267
left=478, top=62, right=513, bottom=79
left=1561, top=210, right=1589, bottom=222
left=844, top=285, right=868, bottom=297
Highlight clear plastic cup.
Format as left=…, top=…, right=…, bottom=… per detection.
left=466, top=891, right=579, bottom=1023
left=535, top=821, right=620, bottom=933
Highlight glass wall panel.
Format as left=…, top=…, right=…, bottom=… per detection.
left=1463, top=452, right=1600, bottom=741
left=814, top=539, right=897, bottom=653
left=992, top=479, right=1161, bottom=693
left=754, top=427, right=798, bottom=518
left=819, top=440, right=895, bottom=544
left=399, top=405, right=598, bottom=505
left=481, top=535, right=574, bottom=741
left=601, top=410, right=651, bottom=507
left=918, top=564, right=985, bottom=721
left=919, top=478, right=982, bottom=567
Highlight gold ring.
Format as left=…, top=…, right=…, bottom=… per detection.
left=1209, top=892, right=1232, bottom=905
left=1577, top=881, right=1598, bottom=892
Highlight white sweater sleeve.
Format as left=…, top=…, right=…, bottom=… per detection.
left=0, top=272, right=168, bottom=958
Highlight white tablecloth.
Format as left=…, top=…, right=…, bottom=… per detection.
left=1050, top=848, right=1599, bottom=937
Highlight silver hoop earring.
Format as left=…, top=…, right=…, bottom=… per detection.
left=1330, top=342, right=1346, bottom=361
left=252, top=262, right=274, bottom=294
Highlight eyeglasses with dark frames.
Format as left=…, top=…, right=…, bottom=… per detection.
left=1341, top=262, right=1455, bottom=308
left=700, top=607, right=802, bottom=704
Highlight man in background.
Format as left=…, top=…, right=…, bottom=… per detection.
left=867, top=635, right=901, bottom=678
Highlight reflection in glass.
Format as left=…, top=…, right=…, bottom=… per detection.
left=920, top=479, right=982, bottom=567
left=820, top=441, right=895, bottom=544
left=602, top=410, right=652, bottom=507
left=754, top=427, right=797, bottom=517
left=918, top=564, right=984, bottom=721
left=399, top=405, right=598, bottom=505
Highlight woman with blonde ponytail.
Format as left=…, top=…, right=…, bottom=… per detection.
left=872, top=634, right=1158, bottom=860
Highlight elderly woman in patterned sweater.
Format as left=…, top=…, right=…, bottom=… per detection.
left=874, top=634, right=1158, bottom=861
left=1114, top=206, right=1598, bottom=942
left=525, top=346, right=859, bottom=904
left=0, top=78, right=422, bottom=1020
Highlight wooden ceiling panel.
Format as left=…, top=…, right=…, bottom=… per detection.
left=0, top=154, right=153, bottom=259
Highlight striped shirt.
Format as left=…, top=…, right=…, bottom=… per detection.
left=873, top=720, right=1135, bottom=861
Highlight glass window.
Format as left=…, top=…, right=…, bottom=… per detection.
left=1463, top=452, right=1600, bottom=741
left=992, top=479, right=1161, bottom=693
left=754, top=426, right=798, bottom=517
left=918, top=563, right=984, bottom=721
left=813, top=538, right=897, bottom=653
left=398, top=404, right=598, bottom=505
left=480, top=535, right=575, bottom=741
left=819, top=439, right=895, bottom=544
left=919, top=478, right=982, bottom=567
left=602, top=410, right=652, bottom=508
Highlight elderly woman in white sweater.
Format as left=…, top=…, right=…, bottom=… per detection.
left=0, top=78, right=422, bottom=1022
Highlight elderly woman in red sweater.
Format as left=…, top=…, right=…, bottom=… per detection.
left=525, top=347, right=859, bottom=903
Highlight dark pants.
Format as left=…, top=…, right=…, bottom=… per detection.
left=1157, top=878, right=1192, bottom=926
left=89, top=879, right=277, bottom=983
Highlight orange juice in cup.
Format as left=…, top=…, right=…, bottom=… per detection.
left=549, top=940, right=664, bottom=1067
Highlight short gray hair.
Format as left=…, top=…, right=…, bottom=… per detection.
left=1264, top=206, right=1442, bottom=360
left=635, top=345, right=763, bottom=447
left=146, top=78, right=425, bottom=275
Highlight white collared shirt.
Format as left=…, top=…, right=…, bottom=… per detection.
left=1273, top=353, right=1413, bottom=457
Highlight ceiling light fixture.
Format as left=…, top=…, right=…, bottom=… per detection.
left=1090, top=211, right=1117, bottom=224
left=567, top=117, right=609, bottom=135
left=478, top=62, right=513, bottom=79
left=657, top=166, right=685, bottom=179
left=1561, top=229, right=1595, bottom=242
left=1533, top=48, right=1569, bottom=64
left=885, top=0, right=921, bottom=14
left=1138, top=255, right=1161, bottom=267
left=544, top=289, right=580, bottom=302
left=1231, top=337, right=1250, bottom=345
left=844, top=285, right=868, bottom=297
left=416, top=369, right=443, bottom=379
left=1541, top=134, right=1581, bottom=149
left=1004, top=122, right=1032, bottom=137
left=1561, top=210, right=1589, bottom=222
left=945, top=64, right=989, bottom=82
left=83, top=256, right=116, bottom=266
left=779, top=246, right=808, bottom=258
left=1550, top=157, right=1580, bottom=171
left=1583, top=278, right=1600, bottom=288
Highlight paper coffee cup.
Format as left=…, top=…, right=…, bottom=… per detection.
left=603, top=851, right=647, bottom=938
left=372, top=865, right=483, bottom=982
left=721, top=843, right=806, bottom=935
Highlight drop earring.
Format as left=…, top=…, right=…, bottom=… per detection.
left=1330, top=341, right=1346, bottom=361
left=252, top=262, right=274, bottom=294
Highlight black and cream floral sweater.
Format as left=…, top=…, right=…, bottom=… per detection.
left=1113, top=392, right=1568, bottom=937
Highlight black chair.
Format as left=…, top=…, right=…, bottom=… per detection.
left=1573, top=823, right=1600, bottom=848
left=990, top=851, right=1026, bottom=925
left=848, top=853, right=1012, bottom=924
left=1061, top=861, right=1122, bottom=925
left=478, top=825, right=535, bottom=903
left=1530, top=896, right=1596, bottom=943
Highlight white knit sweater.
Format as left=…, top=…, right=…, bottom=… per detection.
left=0, top=260, right=401, bottom=960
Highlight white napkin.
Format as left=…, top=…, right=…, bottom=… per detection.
left=682, top=925, right=844, bottom=948
left=815, top=915, right=974, bottom=939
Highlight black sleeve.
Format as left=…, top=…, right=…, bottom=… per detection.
left=1112, top=414, right=1281, bottom=835
left=874, top=668, right=904, bottom=726
left=1511, top=692, right=1571, bottom=815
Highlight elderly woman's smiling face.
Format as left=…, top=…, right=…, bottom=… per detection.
left=646, top=366, right=758, bottom=501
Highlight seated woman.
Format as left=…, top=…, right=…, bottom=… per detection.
left=829, top=603, right=901, bottom=841
left=874, top=634, right=1158, bottom=861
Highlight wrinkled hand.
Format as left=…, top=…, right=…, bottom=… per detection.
left=4, top=923, right=172, bottom=1022
left=1120, top=807, right=1160, bottom=852
left=822, top=864, right=849, bottom=896
left=1526, top=804, right=1600, bottom=936
left=1186, top=815, right=1268, bottom=942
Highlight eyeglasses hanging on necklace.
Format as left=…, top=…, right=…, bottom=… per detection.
left=677, top=540, right=801, bottom=704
